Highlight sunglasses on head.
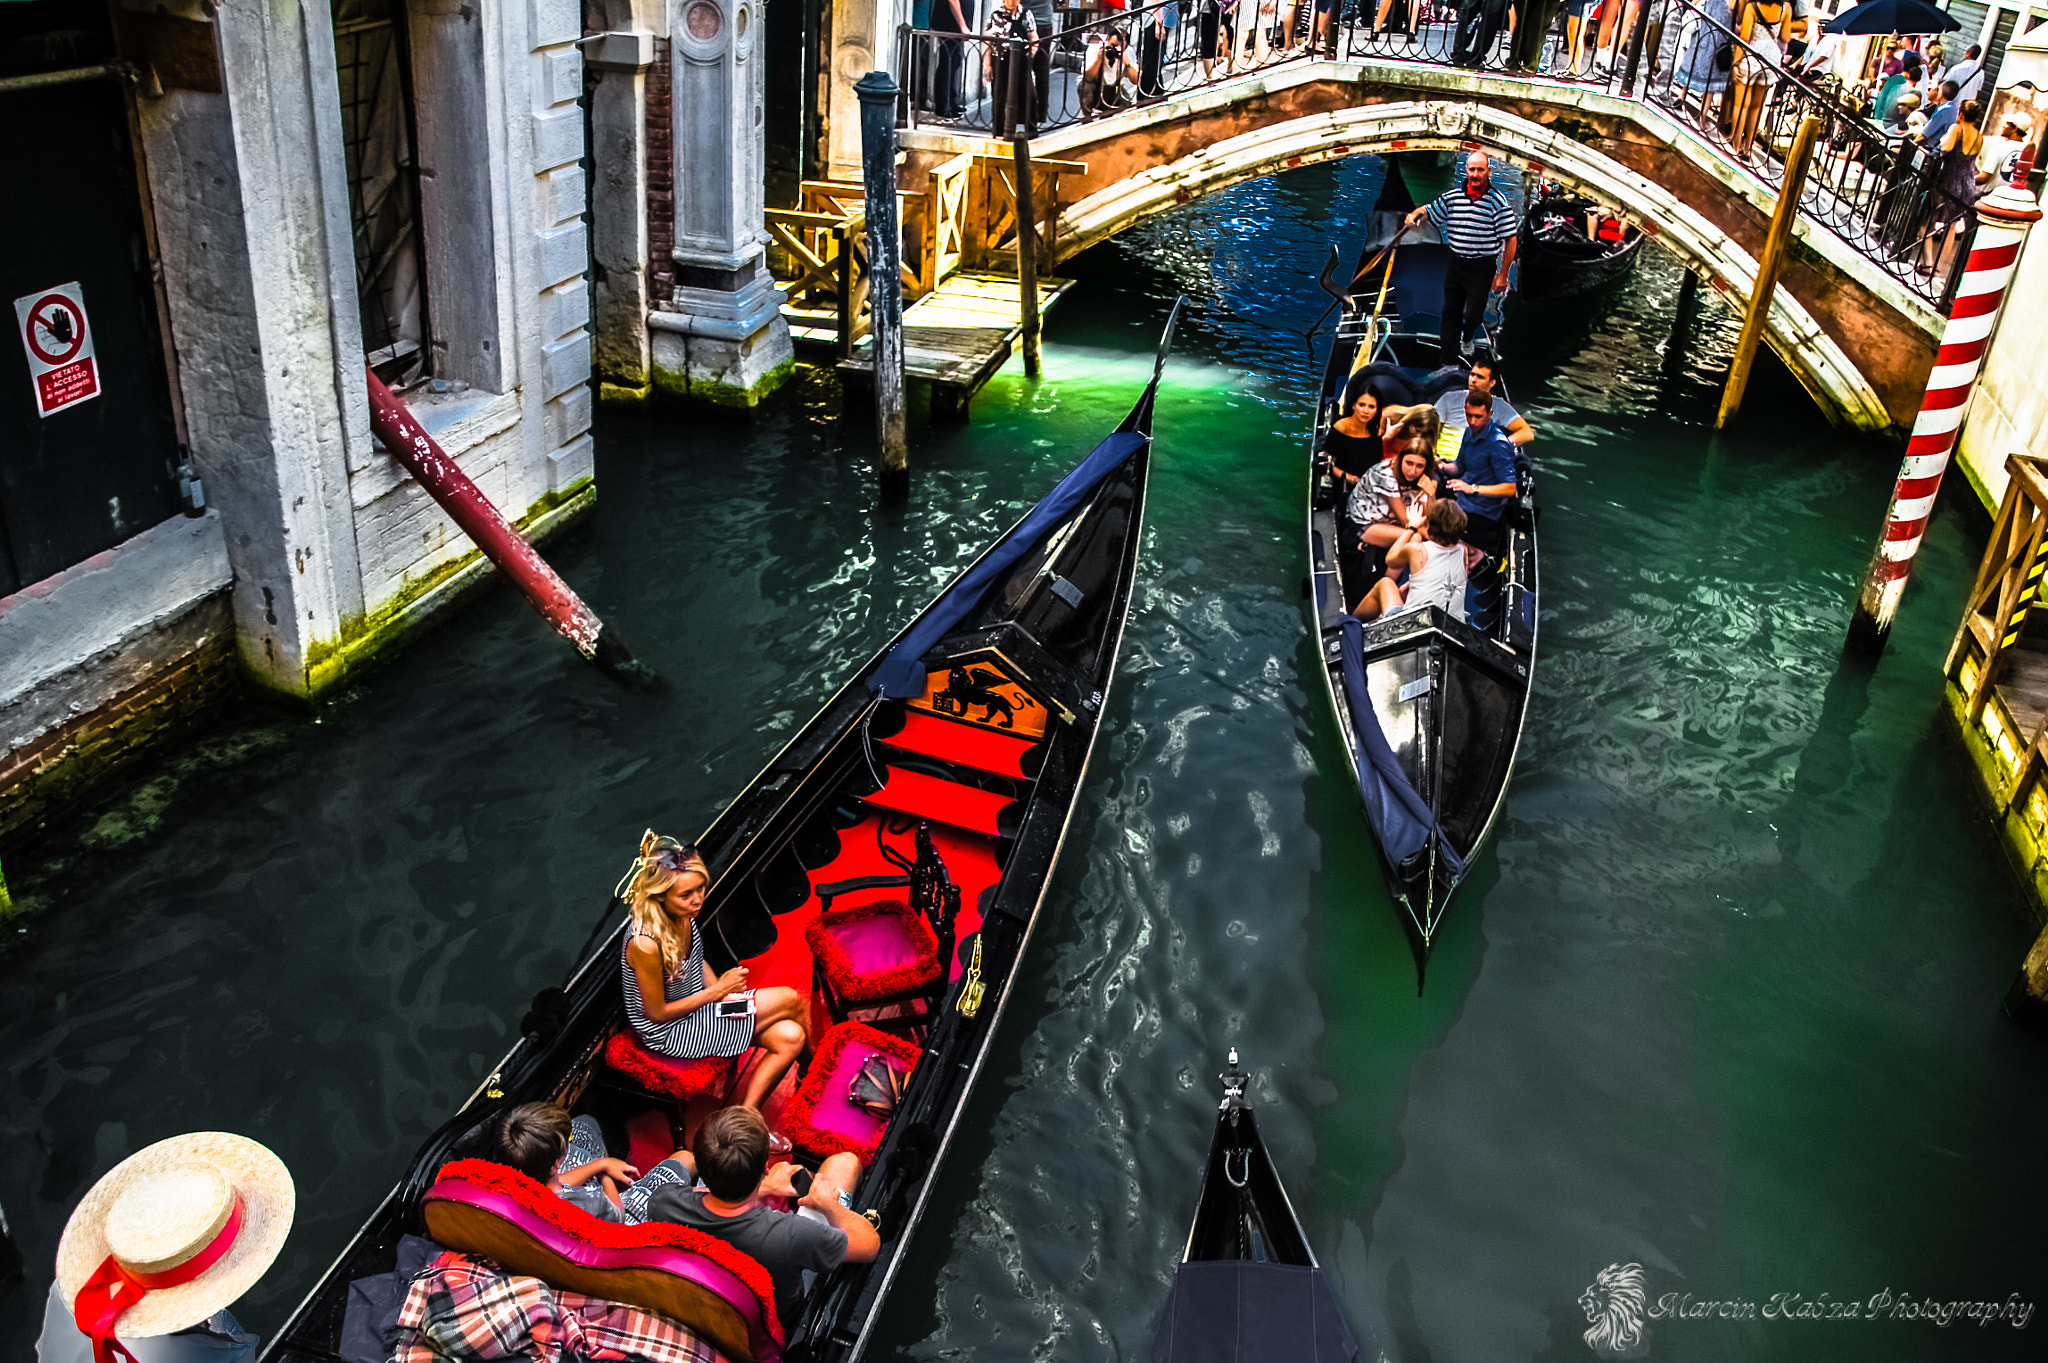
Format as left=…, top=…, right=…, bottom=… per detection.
left=646, top=838, right=701, bottom=871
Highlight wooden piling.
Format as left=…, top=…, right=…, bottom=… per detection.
left=856, top=70, right=907, bottom=478
left=1014, top=126, right=1042, bottom=379
left=1715, top=113, right=1821, bottom=430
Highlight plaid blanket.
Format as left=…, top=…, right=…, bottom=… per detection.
left=393, top=1252, right=722, bottom=1363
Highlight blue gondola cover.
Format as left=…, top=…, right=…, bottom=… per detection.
left=871, top=431, right=1148, bottom=699
left=1150, top=1262, right=1362, bottom=1363
left=1338, top=617, right=1465, bottom=879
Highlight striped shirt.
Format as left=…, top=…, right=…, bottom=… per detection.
left=1426, top=185, right=1519, bottom=261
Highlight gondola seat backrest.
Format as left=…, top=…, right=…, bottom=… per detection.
left=423, top=1158, right=782, bottom=1363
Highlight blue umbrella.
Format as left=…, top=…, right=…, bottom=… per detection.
left=1822, top=0, right=1961, bottom=35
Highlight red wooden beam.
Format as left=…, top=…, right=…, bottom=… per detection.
left=364, top=369, right=650, bottom=684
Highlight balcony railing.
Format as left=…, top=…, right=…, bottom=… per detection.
left=896, top=0, right=1983, bottom=310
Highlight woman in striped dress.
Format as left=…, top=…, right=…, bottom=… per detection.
left=621, top=832, right=809, bottom=1111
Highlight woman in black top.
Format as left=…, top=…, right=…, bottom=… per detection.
left=1324, top=381, right=1384, bottom=490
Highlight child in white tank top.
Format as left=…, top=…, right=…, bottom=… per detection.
left=1351, top=498, right=1469, bottom=624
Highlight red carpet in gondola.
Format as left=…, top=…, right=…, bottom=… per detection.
left=878, top=710, right=1038, bottom=778
left=862, top=766, right=1012, bottom=837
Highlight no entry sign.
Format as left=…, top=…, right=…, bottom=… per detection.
left=14, top=283, right=100, bottom=417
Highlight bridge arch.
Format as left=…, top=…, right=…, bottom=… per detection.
left=1050, top=99, right=1891, bottom=432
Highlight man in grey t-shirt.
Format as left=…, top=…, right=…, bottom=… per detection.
left=648, top=1107, right=879, bottom=1326
left=1432, top=354, right=1533, bottom=452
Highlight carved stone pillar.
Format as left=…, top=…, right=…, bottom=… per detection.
left=648, top=0, right=792, bottom=407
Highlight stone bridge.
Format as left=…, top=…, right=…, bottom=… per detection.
left=895, top=60, right=1944, bottom=436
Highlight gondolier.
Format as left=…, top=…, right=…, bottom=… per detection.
left=1403, top=150, right=1519, bottom=369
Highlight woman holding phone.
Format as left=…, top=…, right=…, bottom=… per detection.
left=621, top=831, right=809, bottom=1111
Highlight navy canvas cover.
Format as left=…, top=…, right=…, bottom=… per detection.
left=1339, top=617, right=1466, bottom=878
left=870, top=431, right=1147, bottom=699
left=1149, top=1262, right=1362, bottom=1363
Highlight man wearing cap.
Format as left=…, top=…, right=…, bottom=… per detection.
left=37, top=1134, right=294, bottom=1363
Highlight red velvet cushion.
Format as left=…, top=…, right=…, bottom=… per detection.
left=602, top=1030, right=736, bottom=1100
left=804, top=901, right=941, bottom=1005
left=781, top=1022, right=923, bottom=1164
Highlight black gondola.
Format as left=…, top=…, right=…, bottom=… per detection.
left=261, top=303, right=1183, bottom=1363
left=1517, top=184, right=1645, bottom=301
left=1306, top=228, right=1538, bottom=988
left=1150, top=1051, right=1362, bottom=1363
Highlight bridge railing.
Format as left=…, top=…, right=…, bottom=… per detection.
left=897, top=0, right=1979, bottom=311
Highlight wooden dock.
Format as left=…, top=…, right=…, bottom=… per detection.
left=835, top=271, right=1072, bottom=416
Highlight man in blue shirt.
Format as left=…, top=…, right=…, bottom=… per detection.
left=1438, top=390, right=1520, bottom=626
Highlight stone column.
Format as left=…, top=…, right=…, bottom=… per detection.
left=587, top=26, right=657, bottom=400
left=137, top=0, right=369, bottom=698
left=648, top=0, right=793, bottom=406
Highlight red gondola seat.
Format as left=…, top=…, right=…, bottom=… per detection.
left=601, top=1028, right=737, bottom=1102
left=803, top=899, right=942, bottom=1026
left=780, top=1022, right=922, bottom=1165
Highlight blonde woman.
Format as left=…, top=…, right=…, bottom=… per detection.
left=622, top=832, right=809, bottom=1111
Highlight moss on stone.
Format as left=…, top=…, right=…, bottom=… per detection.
left=650, top=356, right=795, bottom=409
left=600, top=380, right=653, bottom=404
left=286, top=479, right=597, bottom=701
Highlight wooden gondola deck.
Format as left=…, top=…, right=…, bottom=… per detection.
left=835, top=272, right=1073, bottom=414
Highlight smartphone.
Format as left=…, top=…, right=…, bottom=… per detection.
left=715, top=995, right=756, bottom=1020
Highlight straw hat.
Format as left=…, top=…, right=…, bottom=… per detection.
left=55, top=1133, right=294, bottom=1338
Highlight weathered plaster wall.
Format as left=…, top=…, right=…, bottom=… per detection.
left=2, top=0, right=604, bottom=836
left=1956, top=221, right=2048, bottom=511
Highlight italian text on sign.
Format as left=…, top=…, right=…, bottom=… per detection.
left=14, top=283, right=101, bottom=418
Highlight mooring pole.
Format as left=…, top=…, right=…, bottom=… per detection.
left=1716, top=113, right=1822, bottom=430
left=1012, top=96, right=1042, bottom=379
left=856, top=70, right=907, bottom=480
left=1849, top=148, right=2045, bottom=656
left=363, top=370, right=651, bottom=685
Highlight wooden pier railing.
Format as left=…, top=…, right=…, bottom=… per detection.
left=765, top=154, right=1080, bottom=359
left=1945, top=451, right=2048, bottom=879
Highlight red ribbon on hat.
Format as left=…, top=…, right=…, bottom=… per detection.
left=72, top=1194, right=245, bottom=1363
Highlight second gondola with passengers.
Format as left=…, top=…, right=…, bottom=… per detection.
left=1304, top=171, right=1539, bottom=987
left=259, top=310, right=1182, bottom=1363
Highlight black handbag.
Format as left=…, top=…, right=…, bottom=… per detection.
left=849, top=1055, right=905, bottom=1119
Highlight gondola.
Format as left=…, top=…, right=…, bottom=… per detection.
left=1149, top=1051, right=1362, bottom=1363
left=1305, top=225, right=1538, bottom=989
left=1517, top=183, right=1645, bottom=301
left=261, top=302, right=1183, bottom=1363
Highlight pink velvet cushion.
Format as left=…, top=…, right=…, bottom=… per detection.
left=804, top=900, right=941, bottom=1005
left=781, top=1022, right=923, bottom=1164
left=423, top=1158, right=782, bottom=1362
left=601, top=1029, right=736, bottom=1100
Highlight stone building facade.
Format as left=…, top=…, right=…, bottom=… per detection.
left=1, top=0, right=598, bottom=842
left=584, top=0, right=793, bottom=406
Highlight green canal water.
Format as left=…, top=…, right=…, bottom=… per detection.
left=5, top=157, right=2046, bottom=1361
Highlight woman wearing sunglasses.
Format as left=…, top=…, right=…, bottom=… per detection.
left=621, top=832, right=810, bottom=1111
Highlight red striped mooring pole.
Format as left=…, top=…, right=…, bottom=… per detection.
left=364, top=370, right=650, bottom=684
left=1848, top=150, right=2045, bottom=655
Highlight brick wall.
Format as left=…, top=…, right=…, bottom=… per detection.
left=647, top=37, right=673, bottom=306
left=0, top=597, right=237, bottom=842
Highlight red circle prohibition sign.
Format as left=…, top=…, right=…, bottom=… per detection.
left=25, top=293, right=85, bottom=366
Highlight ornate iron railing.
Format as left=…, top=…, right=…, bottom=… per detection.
left=896, top=0, right=1983, bottom=309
